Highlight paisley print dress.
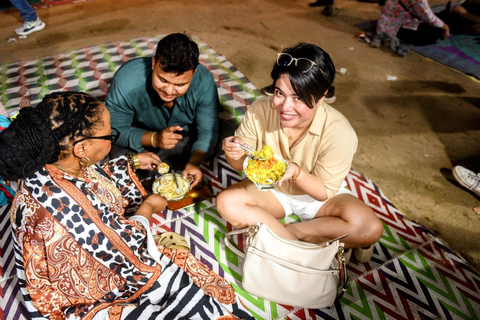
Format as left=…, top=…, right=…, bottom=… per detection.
left=10, top=156, right=252, bottom=320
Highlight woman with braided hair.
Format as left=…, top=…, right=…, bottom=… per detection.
left=0, top=91, right=252, bottom=320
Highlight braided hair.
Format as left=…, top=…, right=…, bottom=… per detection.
left=0, top=91, right=104, bottom=180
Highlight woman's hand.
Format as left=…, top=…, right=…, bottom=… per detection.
left=277, top=161, right=300, bottom=186
left=223, top=136, right=247, bottom=160
left=137, top=152, right=161, bottom=171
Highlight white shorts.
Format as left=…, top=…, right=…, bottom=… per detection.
left=271, top=180, right=352, bottom=221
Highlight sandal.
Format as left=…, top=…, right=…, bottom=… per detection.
left=154, top=232, right=191, bottom=252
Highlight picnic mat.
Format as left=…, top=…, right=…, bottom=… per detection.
left=356, top=20, right=480, bottom=80
left=1, top=35, right=480, bottom=320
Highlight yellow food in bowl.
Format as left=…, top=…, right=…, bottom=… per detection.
left=153, top=173, right=190, bottom=200
left=244, top=146, right=287, bottom=185
left=253, top=145, right=274, bottom=160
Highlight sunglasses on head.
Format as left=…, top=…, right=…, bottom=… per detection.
left=73, top=127, right=120, bottom=146
left=276, top=53, right=319, bottom=73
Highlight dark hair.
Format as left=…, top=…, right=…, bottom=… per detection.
left=153, top=33, right=199, bottom=75
left=0, top=91, right=104, bottom=180
left=270, top=43, right=335, bottom=109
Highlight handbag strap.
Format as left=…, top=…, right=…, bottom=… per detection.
left=224, top=226, right=251, bottom=258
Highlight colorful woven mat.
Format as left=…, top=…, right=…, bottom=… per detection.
left=355, top=20, right=480, bottom=80
left=1, top=36, right=479, bottom=320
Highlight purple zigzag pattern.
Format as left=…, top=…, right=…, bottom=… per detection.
left=201, top=155, right=245, bottom=193
left=1, top=204, right=30, bottom=320
left=167, top=214, right=224, bottom=276
left=150, top=204, right=224, bottom=276
left=1, top=277, right=30, bottom=320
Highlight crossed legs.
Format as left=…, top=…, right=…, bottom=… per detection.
left=216, top=180, right=383, bottom=249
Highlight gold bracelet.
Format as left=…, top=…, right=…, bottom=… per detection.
left=290, top=161, right=302, bottom=180
left=126, top=154, right=141, bottom=171
left=150, top=131, right=157, bottom=148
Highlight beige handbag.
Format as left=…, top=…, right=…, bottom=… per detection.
left=224, top=222, right=348, bottom=309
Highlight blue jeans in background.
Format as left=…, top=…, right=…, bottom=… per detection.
left=9, top=0, right=37, bottom=22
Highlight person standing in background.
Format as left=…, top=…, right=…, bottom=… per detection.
left=9, top=0, right=46, bottom=35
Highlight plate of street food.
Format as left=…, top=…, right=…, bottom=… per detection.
left=243, top=145, right=288, bottom=190
left=153, top=173, right=191, bottom=201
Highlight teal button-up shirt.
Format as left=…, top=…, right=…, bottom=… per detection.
left=106, top=57, right=220, bottom=156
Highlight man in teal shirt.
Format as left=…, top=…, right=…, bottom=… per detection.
left=107, top=33, right=220, bottom=188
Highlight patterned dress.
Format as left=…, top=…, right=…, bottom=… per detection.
left=10, top=156, right=252, bottom=320
left=376, top=0, right=446, bottom=38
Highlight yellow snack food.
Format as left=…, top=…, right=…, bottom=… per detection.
left=157, top=162, right=170, bottom=174
left=153, top=173, right=190, bottom=200
left=253, top=145, right=274, bottom=160
left=244, top=146, right=287, bottom=185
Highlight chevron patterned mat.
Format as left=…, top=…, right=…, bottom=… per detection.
left=1, top=36, right=479, bottom=320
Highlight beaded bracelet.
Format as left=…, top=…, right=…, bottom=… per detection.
left=150, top=132, right=158, bottom=148
left=126, top=154, right=140, bottom=171
left=290, top=162, right=302, bottom=180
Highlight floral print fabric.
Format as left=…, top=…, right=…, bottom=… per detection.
left=376, top=0, right=446, bottom=38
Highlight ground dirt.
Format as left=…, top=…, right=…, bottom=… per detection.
left=1, top=0, right=479, bottom=271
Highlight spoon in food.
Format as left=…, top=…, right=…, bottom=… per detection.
left=171, top=170, right=181, bottom=194
left=229, top=139, right=265, bottom=161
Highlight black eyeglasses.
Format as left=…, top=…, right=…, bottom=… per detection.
left=276, top=53, right=318, bottom=73
left=73, top=127, right=120, bottom=146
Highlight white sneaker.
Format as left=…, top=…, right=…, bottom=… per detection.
left=15, top=17, right=46, bottom=36
left=453, top=166, right=480, bottom=196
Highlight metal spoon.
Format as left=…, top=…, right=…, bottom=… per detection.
left=229, top=139, right=265, bottom=161
left=171, top=170, right=181, bottom=194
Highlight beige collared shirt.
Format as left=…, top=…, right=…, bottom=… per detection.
left=235, top=96, right=357, bottom=198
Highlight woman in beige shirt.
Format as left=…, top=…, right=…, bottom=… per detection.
left=218, top=43, right=383, bottom=263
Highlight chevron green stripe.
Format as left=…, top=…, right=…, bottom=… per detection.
left=193, top=211, right=242, bottom=281
left=192, top=207, right=283, bottom=320
left=373, top=303, right=388, bottom=320
left=193, top=208, right=228, bottom=243
left=441, top=291, right=479, bottom=320
left=418, top=269, right=459, bottom=304
left=377, top=223, right=411, bottom=253
left=230, top=283, right=271, bottom=319
left=400, top=250, right=437, bottom=281
left=340, top=282, right=375, bottom=318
